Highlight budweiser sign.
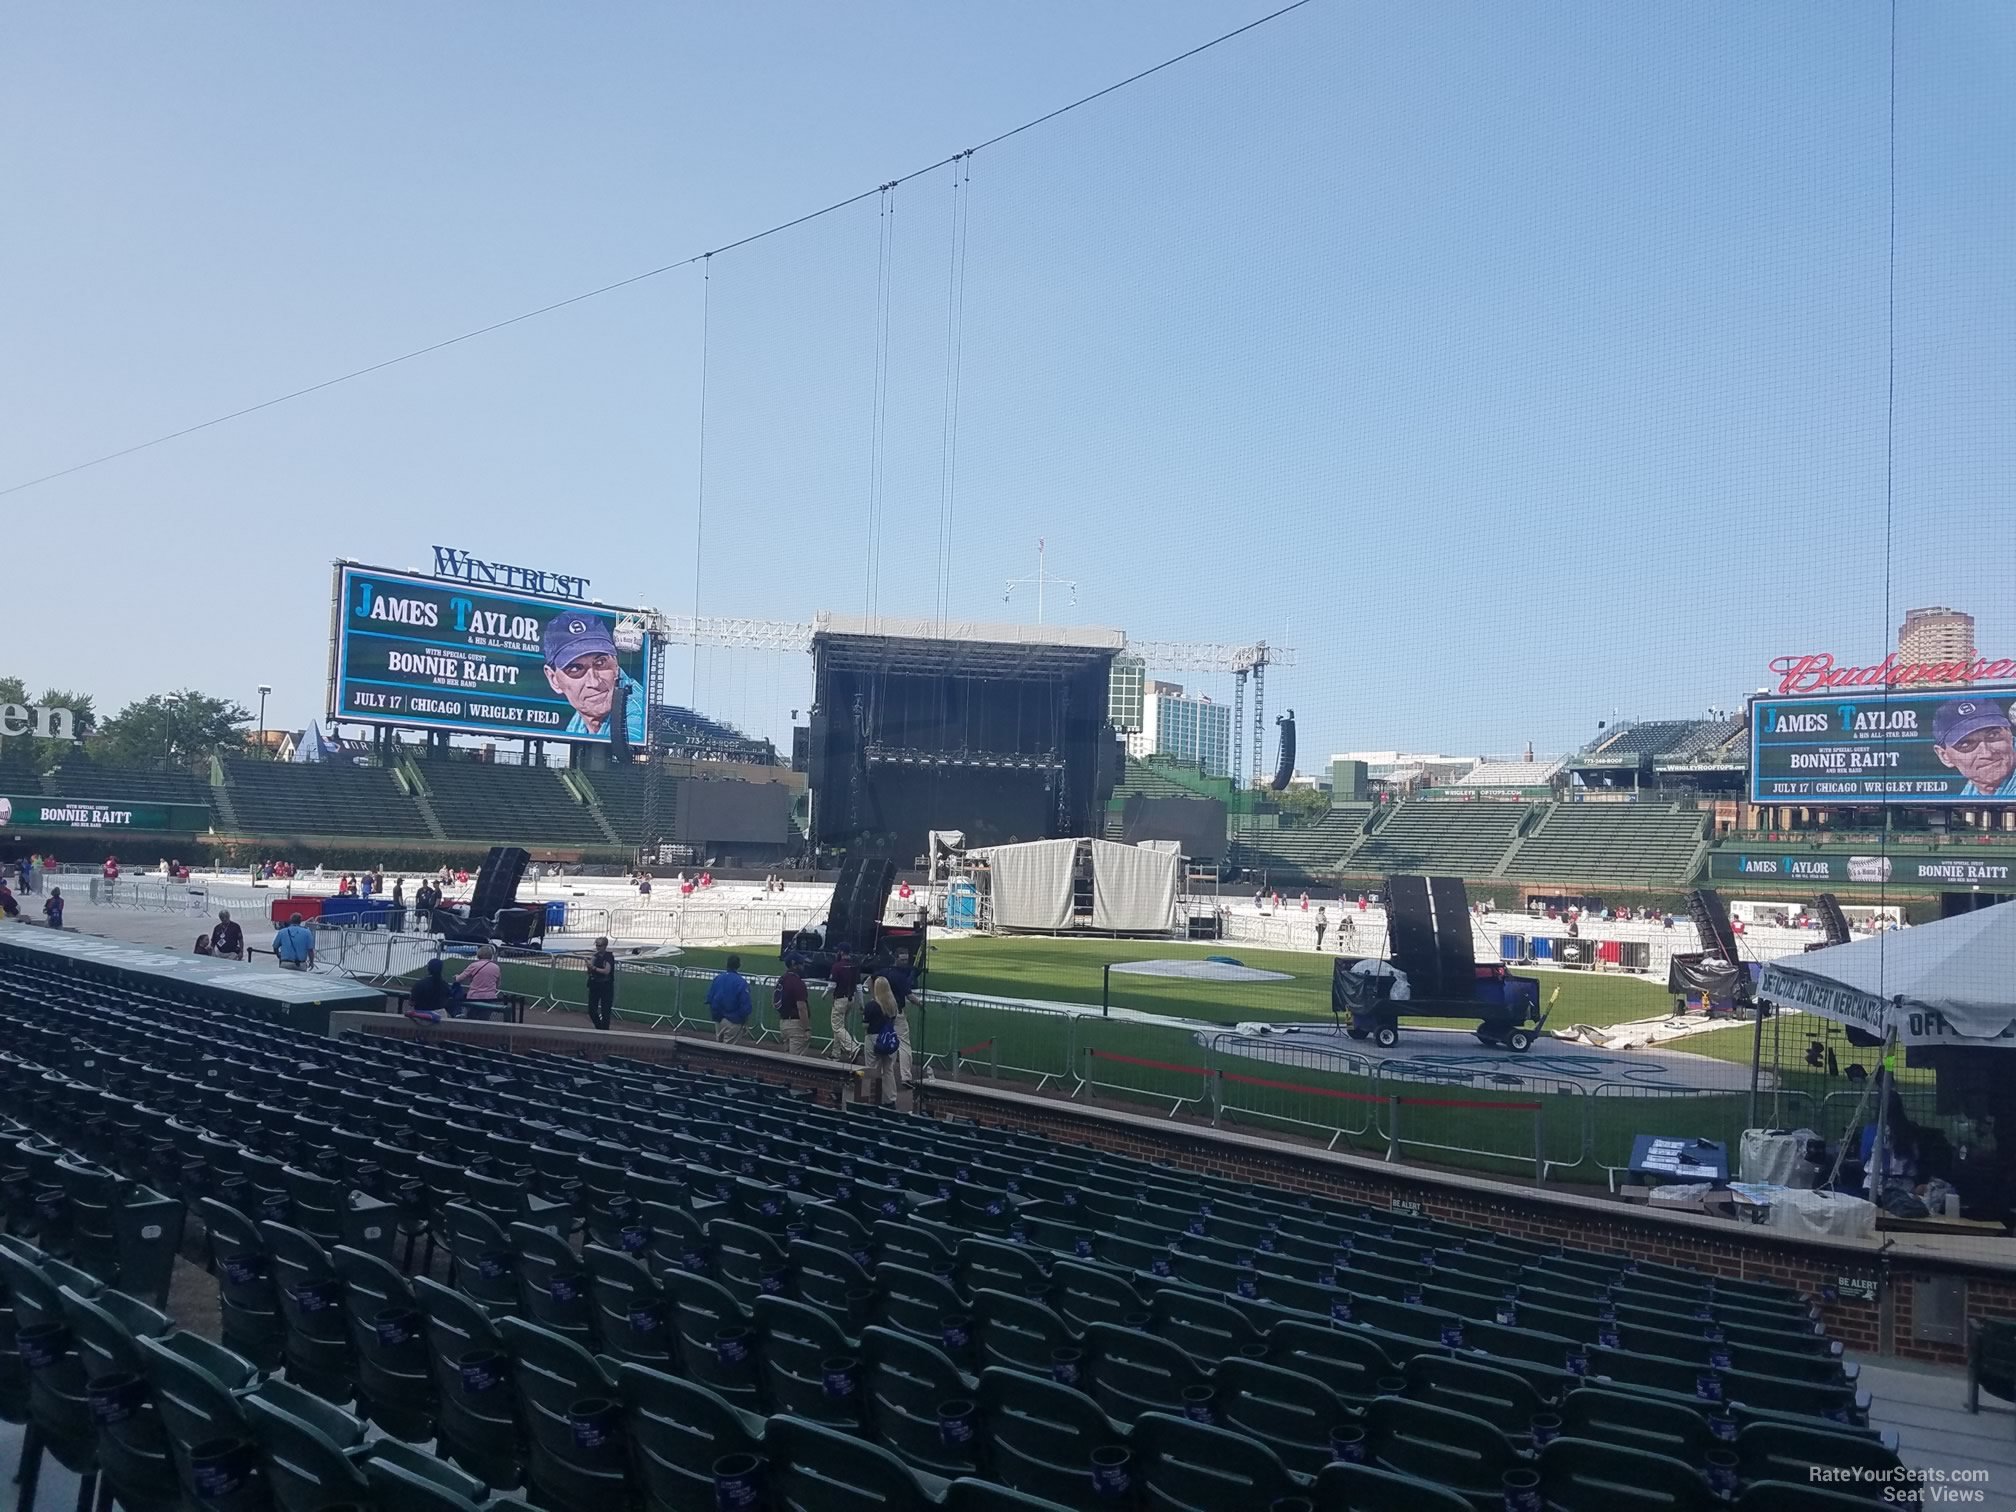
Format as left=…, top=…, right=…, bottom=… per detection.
left=1769, top=653, right=2016, bottom=695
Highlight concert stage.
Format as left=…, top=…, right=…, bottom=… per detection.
left=805, top=616, right=1125, bottom=857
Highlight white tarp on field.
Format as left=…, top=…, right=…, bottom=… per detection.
left=1089, top=839, right=1179, bottom=933
left=986, top=838, right=1079, bottom=932
left=1758, top=902, right=2016, bottom=1045
left=1109, top=958, right=1293, bottom=983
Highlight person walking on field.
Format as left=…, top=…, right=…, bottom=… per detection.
left=708, top=954, right=754, bottom=1046
left=585, top=936, right=617, bottom=1030
left=1314, top=906, right=1328, bottom=952
left=827, top=950, right=863, bottom=1061
left=774, top=961, right=812, bottom=1056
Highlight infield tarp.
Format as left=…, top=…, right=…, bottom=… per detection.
left=987, top=838, right=1079, bottom=932
left=1758, top=902, right=2016, bottom=1044
left=1089, top=839, right=1179, bottom=933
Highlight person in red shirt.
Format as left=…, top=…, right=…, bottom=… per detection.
left=102, top=856, right=119, bottom=881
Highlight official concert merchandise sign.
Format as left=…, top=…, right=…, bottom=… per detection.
left=0, top=795, right=210, bottom=833
left=1749, top=688, right=2016, bottom=805
left=328, top=564, right=651, bottom=745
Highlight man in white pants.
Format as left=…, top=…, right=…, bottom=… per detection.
left=827, top=951, right=862, bottom=1060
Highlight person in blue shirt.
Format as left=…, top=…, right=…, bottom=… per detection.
left=707, top=954, right=754, bottom=1046
left=541, top=612, right=647, bottom=744
left=876, top=950, right=921, bottom=1087
left=41, top=889, right=63, bottom=930
left=1931, top=698, right=2016, bottom=798
left=273, top=913, right=316, bottom=970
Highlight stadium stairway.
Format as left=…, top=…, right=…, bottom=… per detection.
left=209, top=763, right=242, bottom=832
left=396, top=762, right=451, bottom=843
left=559, top=771, right=623, bottom=846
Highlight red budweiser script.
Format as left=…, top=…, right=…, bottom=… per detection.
left=1769, top=653, right=2016, bottom=695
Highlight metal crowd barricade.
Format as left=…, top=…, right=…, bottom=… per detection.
left=1204, top=1032, right=1381, bottom=1151
left=1073, top=1047, right=1214, bottom=1119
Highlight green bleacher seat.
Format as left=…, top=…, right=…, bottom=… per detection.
left=1341, top=801, right=1531, bottom=880
left=421, top=762, right=609, bottom=845
left=223, top=759, right=431, bottom=838
left=1501, top=802, right=1708, bottom=888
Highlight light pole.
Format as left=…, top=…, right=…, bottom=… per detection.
left=256, top=685, right=272, bottom=758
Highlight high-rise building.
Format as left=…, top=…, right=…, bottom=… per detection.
left=1127, top=680, right=1233, bottom=777
left=1107, top=655, right=1146, bottom=734
left=1897, top=606, right=1976, bottom=683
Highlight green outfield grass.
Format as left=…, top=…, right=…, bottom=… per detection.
left=477, top=933, right=1760, bottom=1188
left=656, top=933, right=1675, bottom=1030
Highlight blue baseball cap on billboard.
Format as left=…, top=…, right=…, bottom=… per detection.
left=541, top=612, right=618, bottom=670
left=1932, top=698, right=2012, bottom=748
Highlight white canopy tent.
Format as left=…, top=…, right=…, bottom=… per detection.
left=1758, top=902, right=2016, bottom=1046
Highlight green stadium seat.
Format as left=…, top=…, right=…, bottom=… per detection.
left=1129, top=1410, right=1306, bottom=1512
left=860, top=1323, right=982, bottom=1477
left=764, top=1413, right=950, bottom=1512
left=1558, top=1386, right=1717, bottom=1465
left=1213, top=1356, right=1356, bottom=1477
left=1402, top=1352, right=1555, bottom=1439
left=1082, top=1321, right=1209, bottom=1424
left=1310, top=1460, right=1474, bottom=1512
left=241, top=1389, right=372, bottom=1512
left=414, top=1275, right=523, bottom=1490
left=1537, top=1435, right=1716, bottom=1512
left=1363, top=1396, right=1525, bottom=1504
left=331, top=1242, right=436, bottom=1441
left=755, top=1293, right=862, bottom=1426
left=615, top=1362, right=767, bottom=1512
left=973, top=1366, right=1130, bottom=1512
left=1735, top=1420, right=1908, bottom=1493
left=497, top=1317, right=628, bottom=1512
left=509, top=1220, right=596, bottom=1345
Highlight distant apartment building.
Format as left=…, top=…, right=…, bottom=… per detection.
left=1127, top=680, right=1233, bottom=777
left=1897, top=606, right=1976, bottom=684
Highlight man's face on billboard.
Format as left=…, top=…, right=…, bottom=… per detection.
left=547, top=651, right=618, bottom=723
left=1934, top=720, right=2015, bottom=792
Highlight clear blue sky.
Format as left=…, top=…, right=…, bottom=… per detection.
left=4, top=1, right=2011, bottom=763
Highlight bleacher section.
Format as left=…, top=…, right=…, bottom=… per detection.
left=1341, top=800, right=1530, bottom=879
left=578, top=764, right=684, bottom=844
left=421, top=762, right=609, bottom=846
left=1113, top=756, right=1236, bottom=802
left=223, top=759, right=432, bottom=838
left=0, top=955, right=1894, bottom=1512
left=1236, top=805, right=1375, bottom=879
left=38, top=764, right=214, bottom=807
left=1501, top=802, right=1709, bottom=887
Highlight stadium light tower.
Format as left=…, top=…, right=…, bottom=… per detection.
left=256, top=685, right=271, bottom=758
left=1002, top=538, right=1076, bottom=624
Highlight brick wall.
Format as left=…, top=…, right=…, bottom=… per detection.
left=922, top=1082, right=2015, bottom=1366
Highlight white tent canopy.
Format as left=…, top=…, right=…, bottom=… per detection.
left=1758, top=902, right=2016, bottom=1046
